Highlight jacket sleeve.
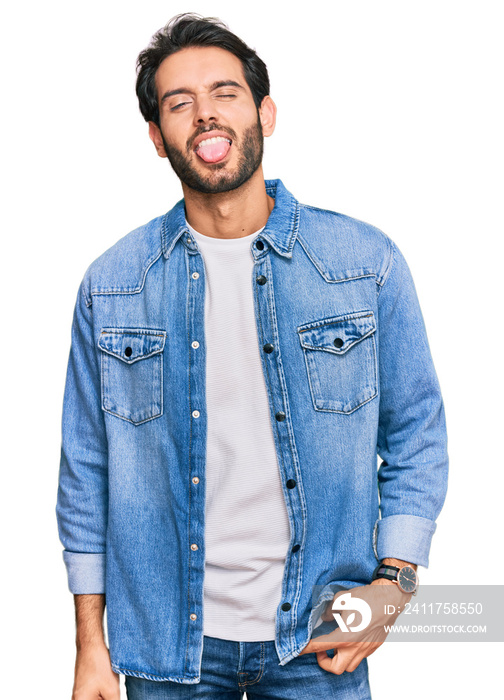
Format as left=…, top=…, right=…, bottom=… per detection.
left=374, top=238, right=449, bottom=568
left=56, top=277, right=108, bottom=593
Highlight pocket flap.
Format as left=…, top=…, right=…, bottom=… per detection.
left=298, top=311, right=376, bottom=355
left=98, top=328, right=166, bottom=364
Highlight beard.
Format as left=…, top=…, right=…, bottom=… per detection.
left=159, top=113, right=264, bottom=194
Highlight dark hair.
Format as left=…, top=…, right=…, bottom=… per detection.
left=136, top=13, right=270, bottom=127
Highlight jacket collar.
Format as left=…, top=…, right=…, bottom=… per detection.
left=161, top=178, right=300, bottom=259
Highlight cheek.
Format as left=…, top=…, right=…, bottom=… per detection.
left=225, top=107, right=261, bottom=140
left=216, top=98, right=257, bottom=122
left=160, top=116, right=193, bottom=150
left=170, top=134, right=194, bottom=157
left=237, top=104, right=259, bottom=123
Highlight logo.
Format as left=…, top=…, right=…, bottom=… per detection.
left=331, top=592, right=372, bottom=632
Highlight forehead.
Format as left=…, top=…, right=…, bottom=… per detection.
left=155, top=46, right=249, bottom=96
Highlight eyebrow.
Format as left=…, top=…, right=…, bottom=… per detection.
left=160, top=80, right=245, bottom=104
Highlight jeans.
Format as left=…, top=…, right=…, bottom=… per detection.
left=125, top=635, right=372, bottom=699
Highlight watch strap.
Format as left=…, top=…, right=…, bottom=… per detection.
left=372, top=564, right=400, bottom=581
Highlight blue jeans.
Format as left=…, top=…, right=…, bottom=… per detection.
left=125, top=635, right=372, bottom=699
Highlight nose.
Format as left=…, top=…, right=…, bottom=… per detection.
left=193, top=94, right=219, bottom=126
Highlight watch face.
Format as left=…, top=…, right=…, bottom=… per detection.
left=397, top=566, right=418, bottom=593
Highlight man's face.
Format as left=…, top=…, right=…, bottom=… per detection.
left=150, top=46, right=273, bottom=194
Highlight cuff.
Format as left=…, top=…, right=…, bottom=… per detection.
left=375, top=514, right=437, bottom=568
left=62, top=551, right=106, bottom=594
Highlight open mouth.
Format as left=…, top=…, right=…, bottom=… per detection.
left=194, top=135, right=232, bottom=163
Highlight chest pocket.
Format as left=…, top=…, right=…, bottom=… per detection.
left=98, top=328, right=166, bottom=425
left=297, top=310, right=377, bottom=414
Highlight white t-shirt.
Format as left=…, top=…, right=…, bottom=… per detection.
left=186, top=219, right=291, bottom=641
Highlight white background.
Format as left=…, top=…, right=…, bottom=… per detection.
left=2, top=1, right=503, bottom=697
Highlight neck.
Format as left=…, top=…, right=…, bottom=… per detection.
left=181, top=167, right=275, bottom=239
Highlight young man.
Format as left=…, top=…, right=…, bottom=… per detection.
left=56, top=13, right=448, bottom=700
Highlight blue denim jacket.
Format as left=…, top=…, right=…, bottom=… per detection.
left=56, top=179, right=448, bottom=683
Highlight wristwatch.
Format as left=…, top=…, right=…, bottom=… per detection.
left=372, top=562, right=419, bottom=595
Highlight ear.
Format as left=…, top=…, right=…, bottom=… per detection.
left=258, top=96, right=277, bottom=138
left=148, top=122, right=168, bottom=158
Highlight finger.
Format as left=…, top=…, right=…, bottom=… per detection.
left=343, top=642, right=382, bottom=673
left=315, top=648, right=353, bottom=676
left=315, top=650, right=335, bottom=673
left=303, top=637, right=354, bottom=654
left=330, top=647, right=357, bottom=675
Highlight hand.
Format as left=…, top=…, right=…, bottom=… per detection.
left=299, top=579, right=412, bottom=674
left=72, top=642, right=120, bottom=700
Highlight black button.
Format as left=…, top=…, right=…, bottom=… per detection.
left=286, top=479, right=297, bottom=489
left=292, top=544, right=301, bottom=553
left=333, top=337, right=344, bottom=348
left=281, top=602, right=291, bottom=612
left=125, top=346, right=133, bottom=357
left=275, top=411, right=286, bottom=421
left=256, top=240, right=265, bottom=251
left=256, top=275, right=267, bottom=285
left=263, top=343, right=274, bottom=354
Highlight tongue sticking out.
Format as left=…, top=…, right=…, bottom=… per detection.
left=196, top=139, right=231, bottom=163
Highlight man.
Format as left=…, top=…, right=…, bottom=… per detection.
left=56, top=13, right=448, bottom=700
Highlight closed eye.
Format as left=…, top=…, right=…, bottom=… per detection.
left=170, top=94, right=235, bottom=110
left=170, top=101, right=191, bottom=111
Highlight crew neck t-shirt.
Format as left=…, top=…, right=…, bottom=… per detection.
left=185, top=219, right=291, bottom=641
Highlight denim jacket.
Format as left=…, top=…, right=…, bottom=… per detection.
left=56, top=179, right=448, bottom=683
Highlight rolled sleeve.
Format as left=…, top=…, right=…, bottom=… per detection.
left=375, top=514, right=437, bottom=568
left=63, top=551, right=106, bottom=594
